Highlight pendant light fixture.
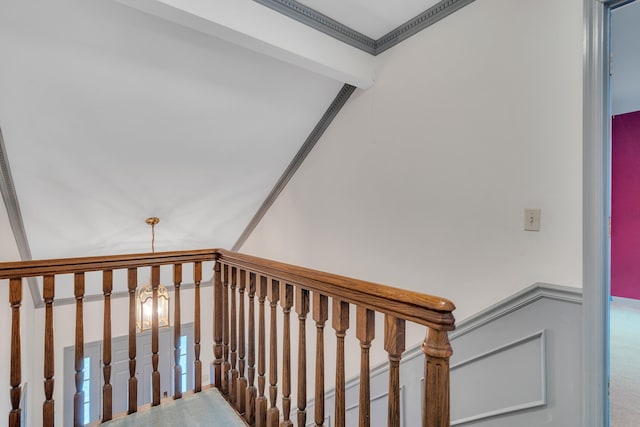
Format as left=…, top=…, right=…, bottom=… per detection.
left=136, top=217, right=170, bottom=333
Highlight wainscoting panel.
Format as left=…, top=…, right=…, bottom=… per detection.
left=450, top=330, right=546, bottom=425
left=315, top=283, right=582, bottom=427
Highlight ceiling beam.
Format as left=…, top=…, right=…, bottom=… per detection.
left=115, top=0, right=376, bottom=88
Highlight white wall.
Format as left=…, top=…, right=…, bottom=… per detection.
left=241, top=0, right=583, bottom=376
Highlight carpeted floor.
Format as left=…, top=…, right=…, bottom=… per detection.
left=610, top=297, right=640, bottom=427
left=102, top=388, right=246, bottom=427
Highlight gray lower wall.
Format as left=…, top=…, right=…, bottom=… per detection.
left=310, top=283, right=582, bottom=427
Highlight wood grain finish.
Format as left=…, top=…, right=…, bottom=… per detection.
left=280, top=283, right=294, bottom=427
left=422, top=330, right=452, bottom=427
left=256, top=275, right=268, bottom=427
left=216, top=249, right=454, bottom=331
left=213, top=260, right=223, bottom=389
left=332, top=299, right=349, bottom=427
left=103, top=270, right=113, bottom=422
left=267, top=279, right=280, bottom=426
left=151, top=265, right=161, bottom=406
left=223, top=264, right=230, bottom=396
left=295, top=287, right=310, bottom=427
left=0, top=248, right=455, bottom=427
left=384, top=315, right=406, bottom=427
left=127, top=268, right=138, bottom=414
left=9, top=278, right=22, bottom=427
left=73, top=273, right=85, bottom=427
left=230, top=267, right=238, bottom=406
left=0, top=249, right=216, bottom=279
left=173, top=263, right=183, bottom=399
left=356, top=307, right=375, bottom=427
left=313, top=292, right=328, bottom=427
left=43, top=275, right=55, bottom=427
left=237, top=269, right=247, bottom=416
left=194, top=261, right=202, bottom=393
left=246, top=272, right=257, bottom=425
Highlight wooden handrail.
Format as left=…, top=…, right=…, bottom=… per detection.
left=0, top=248, right=454, bottom=328
left=0, top=249, right=217, bottom=278
left=3, top=248, right=455, bottom=427
left=216, top=249, right=455, bottom=330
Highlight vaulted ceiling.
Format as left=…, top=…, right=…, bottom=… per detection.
left=1, top=0, right=465, bottom=302
left=4, top=0, right=637, bottom=303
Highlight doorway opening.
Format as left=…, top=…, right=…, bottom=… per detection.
left=609, top=2, right=640, bottom=424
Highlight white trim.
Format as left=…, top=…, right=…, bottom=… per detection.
left=325, top=283, right=578, bottom=406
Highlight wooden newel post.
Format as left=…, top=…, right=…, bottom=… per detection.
left=9, top=278, right=22, bottom=427
left=74, top=273, right=85, bottom=427
left=384, top=315, right=405, bottom=427
left=422, top=329, right=452, bottom=427
left=43, top=275, right=55, bottom=427
left=213, top=259, right=223, bottom=389
left=194, top=261, right=202, bottom=393
left=103, top=270, right=113, bottom=422
left=173, top=263, right=183, bottom=399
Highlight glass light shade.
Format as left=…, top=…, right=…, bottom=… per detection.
left=136, top=282, right=170, bottom=333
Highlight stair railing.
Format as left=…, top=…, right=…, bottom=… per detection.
left=1, top=248, right=455, bottom=427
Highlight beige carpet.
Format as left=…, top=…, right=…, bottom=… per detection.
left=610, top=297, right=640, bottom=427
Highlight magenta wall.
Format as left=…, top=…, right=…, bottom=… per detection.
left=612, top=110, right=640, bottom=300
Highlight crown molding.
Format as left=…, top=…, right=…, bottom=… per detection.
left=375, top=0, right=477, bottom=55
left=232, top=83, right=356, bottom=251
left=0, top=128, right=41, bottom=307
left=253, top=0, right=376, bottom=54
left=253, top=0, right=477, bottom=56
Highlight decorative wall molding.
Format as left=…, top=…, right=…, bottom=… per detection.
left=334, top=282, right=581, bottom=399
left=0, top=127, right=41, bottom=307
left=376, top=0, right=477, bottom=55
left=253, top=0, right=477, bottom=56
left=232, top=83, right=356, bottom=251
left=448, top=282, right=582, bottom=341
left=449, top=330, right=547, bottom=425
left=253, top=0, right=376, bottom=55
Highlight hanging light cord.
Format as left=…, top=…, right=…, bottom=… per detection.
left=151, top=222, right=155, bottom=253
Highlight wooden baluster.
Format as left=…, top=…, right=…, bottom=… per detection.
left=223, top=264, right=230, bottom=396
left=280, top=283, right=294, bottom=427
left=173, top=263, right=182, bottom=399
left=74, top=273, right=85, bottom=427
left=256, top=275, right=268, bottom=427
left=9, top=278, right=22, bottom=427
left=333, top=299, right=349, bottom=427
left=313, top=293, right=328, bottom=427
left=151, top=265, right=161, bottom=406
left=127, top=268, right=138, bottom=414
left=237, top=269, right=247, bottom=415
left=230, top=267, right=238, bottom=406
left=295, top=288, right=310, bottom=427
left=356, top=308, right=375, bottom=427
left=245, top=272, right=257, bottom=425
left=422, top=330, right=453, bottom=427
left=267, top=279, right=280, bottom=426
left=213, top=260, right=223, bottom=389
left=102, top=270, right=113, bottom=422
left=194, top=261, right=202, bottom=393
left=43, top=275, right=55, bottom=427
left=384, top=316, right=406, bottom=427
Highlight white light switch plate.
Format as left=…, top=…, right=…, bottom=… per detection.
left=524, top=208, right=541, bottom=231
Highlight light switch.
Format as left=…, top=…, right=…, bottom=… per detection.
left=524, top=209, right=541, bottom=231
